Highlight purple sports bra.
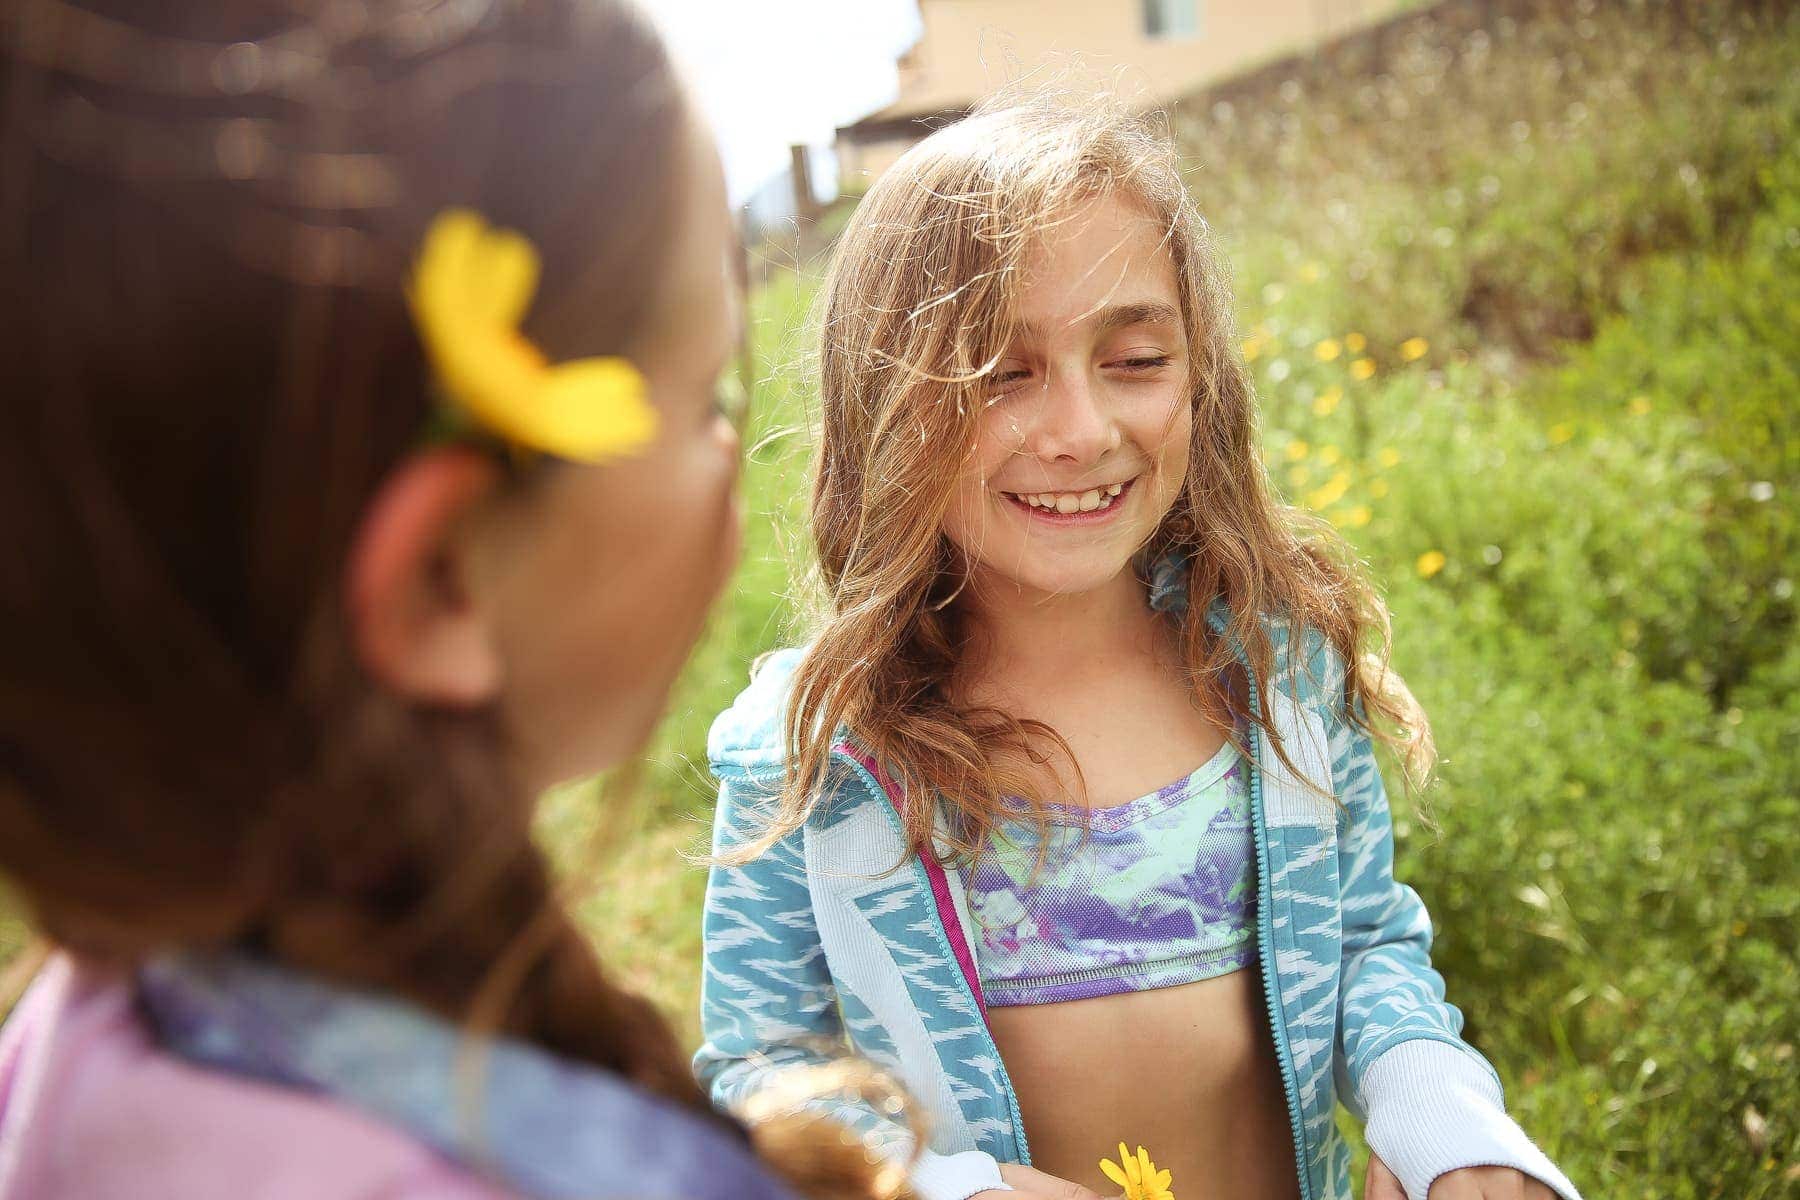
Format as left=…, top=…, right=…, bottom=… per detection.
left=958, top=738, right=1258, bottom=1007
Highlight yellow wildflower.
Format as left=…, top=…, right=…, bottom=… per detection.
left=1312, top=386, right=1342, bottom=416
left=1284, top=440, right=1310, bottom=462
left=1629, top=395, right=1652, bottom=416
left=1308, top=471, right=1351, bottom=509
left=1369, top=478, right=1390, bottom=499
left=1314, top=338, right=1342, bottom=362
left=1100, top=1144, right=1175, bottom=1200
left=1350, top=357, right=1377, bottom=381
left=409, top=209, right=656, bottom=463
left=1417, top=550, right=1448, bottom=579
left=1299, top=261, right=1323, bottom=282
left=1548, top=422, right=1576, bottom=445
left=1341, top=504, right=1372, bottom=528
left=1400, top=336, right=1430, bottom=362
left=1287, top=464, right=1312, bottom=488
left=1345, top=332, right=1366, bottom=353
left=1242, top=336, right=1264, bottom=363
left=1377, top=447, right=1402, bottom=468
left=1318, top=445, right=1342, bottom=466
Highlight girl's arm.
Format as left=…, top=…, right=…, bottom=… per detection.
left=1324, top=672, right=1582, bottom=1200
left=693, top=773, right=1012, bottom=1200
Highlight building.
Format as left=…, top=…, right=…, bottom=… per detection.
left=836, top=0, right=1397, bottom=189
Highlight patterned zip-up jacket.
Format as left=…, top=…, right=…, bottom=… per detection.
left=695, top=581, right=1580, bottom=1200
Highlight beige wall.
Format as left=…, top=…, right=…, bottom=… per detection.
left=839, top=0, right=1397, bottom=189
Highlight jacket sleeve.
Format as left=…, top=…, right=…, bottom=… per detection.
left=1324, top=682, right=1582, bottom=1200
left=692, top=772, right=1011, bottom=1200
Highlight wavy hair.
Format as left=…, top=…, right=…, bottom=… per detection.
left=744, top=87, right=1433, bottom=865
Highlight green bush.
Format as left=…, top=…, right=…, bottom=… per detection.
left=1179, top=1, right=1800, bottom=361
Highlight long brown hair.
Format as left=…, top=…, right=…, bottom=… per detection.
left=0, top=2, right=906, bottom=1195
left=752, top=87, right=1432, bottom=864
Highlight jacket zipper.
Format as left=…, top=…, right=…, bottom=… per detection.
left=1245, top=681, right=1315, bottom=1200
left=830, top=747, right=1034, bottom=1168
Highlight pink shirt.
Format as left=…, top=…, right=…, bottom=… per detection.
left=0, top=954, right=516, bottom=1200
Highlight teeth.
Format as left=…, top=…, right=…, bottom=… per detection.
left=1005, top=481, right=1130, bottom=512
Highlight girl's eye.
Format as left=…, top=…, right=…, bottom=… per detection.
left=989, top=367, right=1032, bottom=391
left=1113, top=354, right=1173, bottom=372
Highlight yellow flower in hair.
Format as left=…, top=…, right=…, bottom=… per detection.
left=409, top=209, right=656, bottom=463
left=1100, top=1143, right=1175, bottom=1200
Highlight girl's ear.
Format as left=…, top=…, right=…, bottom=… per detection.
left=344, top=448, right=506, bottom=707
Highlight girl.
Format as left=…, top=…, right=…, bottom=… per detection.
left=0, top=3, right=887, bottom=1198
left=695, top=95, right=1584, bottom=1200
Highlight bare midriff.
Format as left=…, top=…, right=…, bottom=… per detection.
left=987, top=964, right=1301, bottom=1200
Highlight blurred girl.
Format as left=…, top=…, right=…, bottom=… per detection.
left=0, top=3, right=892, bottom=1198
left=695, top=93, right=1583, bottom=1200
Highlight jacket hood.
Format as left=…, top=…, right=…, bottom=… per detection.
left=706, top=646, right=805, bottom=775
left=702, top=569, right=1332, bottom=778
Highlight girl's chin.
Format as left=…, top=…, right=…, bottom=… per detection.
left=974, top=549, right=1142, bottom=599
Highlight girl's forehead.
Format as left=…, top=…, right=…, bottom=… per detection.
left=1010, top=197, right=1180, bottom=337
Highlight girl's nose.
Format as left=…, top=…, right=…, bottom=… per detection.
left=1022, top=368, right=1122, bottom=463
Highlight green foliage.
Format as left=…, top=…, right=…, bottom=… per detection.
left=1297, top=377, right=1798, bottom=1193
left=1180, top=1, right=1799, bottom=362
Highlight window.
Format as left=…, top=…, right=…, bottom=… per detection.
left=1143, top=0, right=1200, bottom=40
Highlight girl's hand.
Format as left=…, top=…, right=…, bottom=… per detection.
left=1366, top=1152, right=1558, bottom=1199
left=969, top=1162, right=1111, bottom=1199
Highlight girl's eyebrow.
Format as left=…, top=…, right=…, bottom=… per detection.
left=1094, top=300, right=1181, bottom=334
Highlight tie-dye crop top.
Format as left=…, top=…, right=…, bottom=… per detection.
left=958, top=738, right=1257, bottom=1007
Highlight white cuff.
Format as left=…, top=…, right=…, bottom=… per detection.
left=1361, top=1039, right=1582, bottom=1200
left=907, top=1148, right=1010, bottom=1200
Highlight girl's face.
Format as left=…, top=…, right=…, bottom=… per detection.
left=941, top=193, right=1192, bottom=601
left=476, top=119, right=744, bottom=790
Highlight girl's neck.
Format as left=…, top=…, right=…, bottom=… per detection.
left=955, top=565, right=1165, bottom=695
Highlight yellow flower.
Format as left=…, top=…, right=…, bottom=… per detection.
left=1284, top=440, right=1310, bottom=462
left=1299, top=261, right=1323, bottom=282
left=1100, top=1143, right=1175, bottom=1200
left=1340, top=504, right=1372, bottom=528
left=1318, top=445, right=1342, bottom=466
left=1312, top=386, right=1342, bottom=416
left=1345, top=332, right=1366, bottom=353
left=409, top=209, right=657, bottom=463
left=1548, top=421, right=1576, bottom=445
left=1377, top=447, right=1402, bottom=468
left=1307, top=471, right=1351, bottom=509
left=1350, top=357, right=1377, bottom=381
left=1242, top=336, right=1264, bottom=363
left=1369, top=478, right=1390, bottom=499
left=1314, top=338, right=1341, bottom=362
left=1287, top=464, right=1312, bottom=487
left=1400, top=336, right=1430, bottom=362
left=1417, top=550, right=1447, bottom=578
left=1628, top=394, right=1652, bottom=416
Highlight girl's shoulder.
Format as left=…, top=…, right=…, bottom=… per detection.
left=707, top=645, right=808, bottom=780
left=0, top=955, right=512, bottom=1200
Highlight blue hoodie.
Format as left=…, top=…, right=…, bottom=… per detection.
left=694, top=571, right=1580, bottom=1200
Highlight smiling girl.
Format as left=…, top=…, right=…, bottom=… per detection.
left=694, top=95, right=1583, bottom=1200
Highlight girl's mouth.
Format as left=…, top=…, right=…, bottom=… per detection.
left=998, top=477, right=1136, bottom=523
